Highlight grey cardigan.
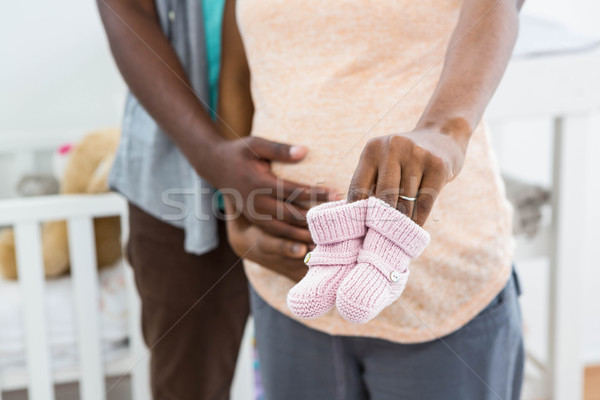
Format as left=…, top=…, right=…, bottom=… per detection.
left=109, top=0, right=218, bottom=254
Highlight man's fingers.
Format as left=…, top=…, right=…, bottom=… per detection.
left=266, top=257, right=307, bottom=282
left=247, top=137, right=307, bottom=162
left=412, top=171, right=444, bottom=226
left=245, top=137, right=336, bottom=203
left=275, top=178, right=335, bottom=203
left=244, top=238, right=307, bottom=282
left=249, top=218, right=313, bottom=243
left=254, top=174, right=335, bottom=204
left=257, top=234, right=308, bottom=258
left=252, top=196, right=308, bottom=228
left=374, top=159, right=401, bottom=208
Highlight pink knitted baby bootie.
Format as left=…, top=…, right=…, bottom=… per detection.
left=336, top=197, right=430, bottom=324
left=287, top=199, right=368, bottom=319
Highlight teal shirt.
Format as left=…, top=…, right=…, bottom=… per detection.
left=202, top=0, right=226, bottom=117
left=202, top=0, right=226, bottom=208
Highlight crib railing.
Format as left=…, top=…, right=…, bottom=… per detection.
left=0, top=193, right=149, bottom=400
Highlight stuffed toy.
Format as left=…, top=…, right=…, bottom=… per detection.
left=0, top=128, right=122, bottom=280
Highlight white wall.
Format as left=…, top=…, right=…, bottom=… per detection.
left=0, top=0, right=126, bottom=133
left=0, top=0, right=126, bottom=198
left=525, top=0, right=600, bottom=37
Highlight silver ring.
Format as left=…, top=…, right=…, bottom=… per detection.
left=398, top=194, right=418, bottom=202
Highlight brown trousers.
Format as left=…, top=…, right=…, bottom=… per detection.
left=127, top=203, right=249, bottom=400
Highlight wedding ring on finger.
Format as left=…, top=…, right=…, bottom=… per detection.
left=398, top=194, right=418, bottom=202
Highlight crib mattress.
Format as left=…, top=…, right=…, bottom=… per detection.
left=0, top=262, right=129, bottom=371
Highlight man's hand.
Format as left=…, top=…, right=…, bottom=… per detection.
left=207, top=137, right=333, bottom=243
left=224, top=196, right=308, bottom=282
left=348, top=130, right=467, bottom=226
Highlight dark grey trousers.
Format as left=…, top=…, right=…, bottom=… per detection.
left=251, top=269, right=524, bottom=400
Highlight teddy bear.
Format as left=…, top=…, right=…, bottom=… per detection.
left=0, top=128, right=122, bottom=280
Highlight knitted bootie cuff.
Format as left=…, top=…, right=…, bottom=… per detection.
left=305, top=249, right=360, bottom=267
left=307, top=199, right=369, bottom=244
left=365, top=197, right=430, bottom=258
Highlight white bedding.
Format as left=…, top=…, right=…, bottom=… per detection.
left=0, top=262, right=130, bottom=372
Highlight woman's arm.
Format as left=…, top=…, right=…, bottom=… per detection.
left=348, top=0, right=523, bottom=226
left=219, top=0, right=312, bottom=281
left=416, top=0, right=523, bottom=148
left=218, top=0, right=254, bottom=140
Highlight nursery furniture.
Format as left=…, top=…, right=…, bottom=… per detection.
left=0, top=132, right=253, bottom=400
left=0, top=193, right=151, bottom=400
left=487, top=24, right=600, bottom=398
left=0, top=131, right=150, bottom=400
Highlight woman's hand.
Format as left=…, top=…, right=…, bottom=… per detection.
left=224, top=196, right=309, bottom=283
left=348, top=129, right=468, bottom=226
left=345, top=0, right=522, bottom=227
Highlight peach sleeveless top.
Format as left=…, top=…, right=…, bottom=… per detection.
left=238, top=0, right=514, bottom=343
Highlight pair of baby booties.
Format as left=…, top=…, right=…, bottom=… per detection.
left=287, top=196, right=430, bottom=324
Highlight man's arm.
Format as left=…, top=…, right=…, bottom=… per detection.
left=97, top=0, right=331, bottom=241
left=98, top=0, right=222, bottom=169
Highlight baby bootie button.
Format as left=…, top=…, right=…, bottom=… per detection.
left=304, top=252, right=312, bottom=264
left=390, top=270, right=400, bottom=282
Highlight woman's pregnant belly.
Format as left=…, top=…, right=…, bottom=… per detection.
left=250, top=110, right=405, bottom=201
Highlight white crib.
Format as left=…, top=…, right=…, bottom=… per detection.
left=0, top=134, right=253, bottom=400
left=0, top=129, right=150, bottom=400
left=0, top=193, right=151, bottom=400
